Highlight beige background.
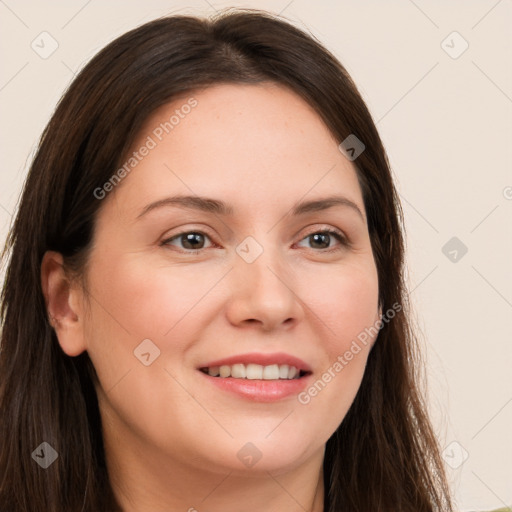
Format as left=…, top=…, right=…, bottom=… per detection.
left=1, top=1, right=511, bottom=509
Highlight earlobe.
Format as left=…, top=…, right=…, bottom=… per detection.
left=41, top=251, right=86, bottom=357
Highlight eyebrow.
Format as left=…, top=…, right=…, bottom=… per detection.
left=136, top=194, right=364, bottom=220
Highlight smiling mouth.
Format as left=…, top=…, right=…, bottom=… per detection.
left=200, top=363, right=310, bottom=380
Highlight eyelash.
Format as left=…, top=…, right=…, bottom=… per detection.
left=161, top=227, right=349, bottom=254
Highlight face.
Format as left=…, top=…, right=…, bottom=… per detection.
left=74, top=83, right=380, bottom=476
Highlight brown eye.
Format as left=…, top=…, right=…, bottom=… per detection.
left=163, top=231, right=213, bottom=251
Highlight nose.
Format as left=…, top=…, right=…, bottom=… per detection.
left=225, top=243, right=305, bottom=332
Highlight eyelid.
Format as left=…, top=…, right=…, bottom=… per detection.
left=300, top=224, right=347, bottom=240
left=296, top=225, right=350, bottom=250
left=160, top=227, right=217, bottom=251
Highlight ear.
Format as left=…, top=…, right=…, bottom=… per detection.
left=41, top=251, right=87, bottom=357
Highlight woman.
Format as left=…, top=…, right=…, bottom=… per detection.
left=0, top=8, right=453, bottom=511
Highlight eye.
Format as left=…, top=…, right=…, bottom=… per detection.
left=296, top=229, right=348, bottom=251
left=162, top=228, right=348, bottom=253
left=162, top=231, right=215, bottom=252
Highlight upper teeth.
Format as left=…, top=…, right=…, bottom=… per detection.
left=205, top=364, right=300, bottom=380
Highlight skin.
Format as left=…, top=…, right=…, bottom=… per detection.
left=42, top=83, right=381, bottom=512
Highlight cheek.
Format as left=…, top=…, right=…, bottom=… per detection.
left=307, top=260, right=380, bottom=354
left=88, top=253, right=221, bottom=334
left=294, top=260, right=379, bottom=430
left=83, top=255, right=226, bottom=380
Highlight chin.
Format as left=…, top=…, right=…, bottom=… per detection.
left=201, top=429, right=321, bottom=475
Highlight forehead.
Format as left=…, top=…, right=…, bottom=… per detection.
left=105, top=83, right=364, bottom=220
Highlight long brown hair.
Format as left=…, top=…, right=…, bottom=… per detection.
left=0, top=8, right=452, bottom=511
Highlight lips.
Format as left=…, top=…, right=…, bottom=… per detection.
left=197, top=352, right=313, bottom=402
left=199, top=352, right=312, bottom=375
